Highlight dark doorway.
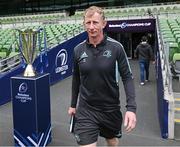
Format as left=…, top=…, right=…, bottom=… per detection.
left=107, top=31, right=155, bottom=59
left=107, top=32, right=132, bottom=58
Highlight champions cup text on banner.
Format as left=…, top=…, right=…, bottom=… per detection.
left=106, top=18, right=155, bottom=32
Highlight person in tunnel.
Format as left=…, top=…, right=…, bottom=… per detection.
left=135, top=35, right=155, bottom=85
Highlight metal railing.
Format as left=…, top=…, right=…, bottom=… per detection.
left=156, top=15, right=175, bottom=139
left=0, top=53, right=21, bottom=73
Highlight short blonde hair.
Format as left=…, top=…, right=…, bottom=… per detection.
left=83, top=6, right=105, bottom=20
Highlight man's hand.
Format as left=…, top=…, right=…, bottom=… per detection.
left=124, top=111, right=137, bottom=133
left=68, top=107, right=76, bottom=116
left=152, top=60, right=156, bottom=64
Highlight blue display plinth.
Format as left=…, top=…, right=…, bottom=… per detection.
left=11, top=73, right=51, bottom=146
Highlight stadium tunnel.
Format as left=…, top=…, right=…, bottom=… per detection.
left=105, top=18, right=156, bottom=59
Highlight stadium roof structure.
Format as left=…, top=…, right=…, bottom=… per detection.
left=0, top=0, right=177, bottom=16
left=0, top=0, right=109, bottom=16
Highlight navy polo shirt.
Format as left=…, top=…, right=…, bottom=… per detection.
left=71, top=35, right=136, bottom=113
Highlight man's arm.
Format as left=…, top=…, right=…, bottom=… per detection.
left=134, top=46, right=139, bottom=59
left=117, top=45, right=137, bottom=113
left=123, top=78, right=136, bottom=113
left=68, top=50, right=80, bottom=116
left=123, top=78, right=137, bottom=132
left=117, top=45, right=137, bottom=132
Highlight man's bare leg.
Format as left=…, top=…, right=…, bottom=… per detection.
left=106, top=138, right=119, bottom=146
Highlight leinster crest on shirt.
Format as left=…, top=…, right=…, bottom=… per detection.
left=103, top=50, right=112, bottom=58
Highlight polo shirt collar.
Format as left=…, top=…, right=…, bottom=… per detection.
left=86, top=34, right=107, bottom=48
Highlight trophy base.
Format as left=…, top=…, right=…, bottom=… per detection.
left=24, top=64, right=36, bottom=77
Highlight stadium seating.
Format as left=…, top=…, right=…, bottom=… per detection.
left=159, top=18, right=180, bottom=62
left=169, top=42, right=179, bottom=61
left=171, top=53, right=180, bottom=80
left=0, top=51, right=6, bottom=59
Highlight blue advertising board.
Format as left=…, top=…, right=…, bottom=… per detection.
left=11, top=73, right=51, bottom=146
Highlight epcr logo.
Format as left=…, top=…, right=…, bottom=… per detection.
left=56, top=49, right=68, bottom=67
left=120, top=22, right=127, bottom=29
left=19, top=82, right=28, bottom=93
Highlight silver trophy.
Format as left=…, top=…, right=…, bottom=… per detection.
left=17, top=29, right=40, bottom=77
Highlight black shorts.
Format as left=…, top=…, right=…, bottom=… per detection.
left=73, top=106, right=123, bottom=145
